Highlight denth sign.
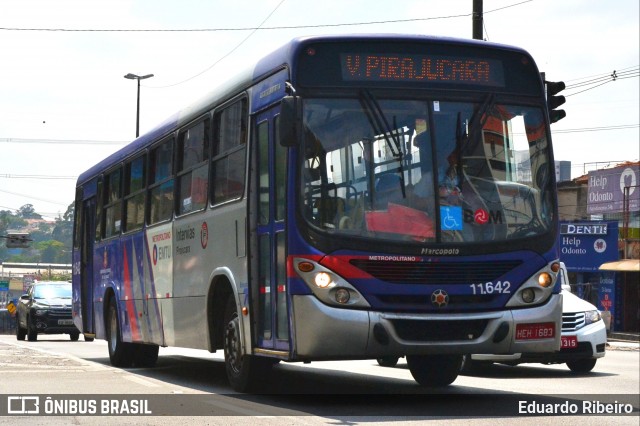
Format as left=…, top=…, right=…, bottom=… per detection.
left=560, top=221, right=619, bottom=272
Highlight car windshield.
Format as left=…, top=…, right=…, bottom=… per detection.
left=33, top=284, right=72, bottom=299
left=299, top=97, right=554, bottom=244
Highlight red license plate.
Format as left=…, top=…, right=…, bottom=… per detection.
left=515, top=322, right=556, bottom=340
left=561, top=335, right=578, bottom=348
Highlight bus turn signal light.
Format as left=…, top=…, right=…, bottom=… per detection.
left=538, top=272, right=553, bottom=288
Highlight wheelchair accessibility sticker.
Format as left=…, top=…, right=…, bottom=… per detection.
left=440, top=206, right=463, bottom=231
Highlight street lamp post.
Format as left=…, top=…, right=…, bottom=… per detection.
left=124, top=73, right=154, bottom=138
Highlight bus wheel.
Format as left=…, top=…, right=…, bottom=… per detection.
left=223, top=297, right=274, bottom=392
left=407, top=354, right=462, bottom=387
left=106, top=295, right=133, bottom=367
left=133, top=344, right=159, bottom=368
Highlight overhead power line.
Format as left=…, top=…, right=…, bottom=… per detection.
left=0, top=1, right=532, bottom=33
left=0, top=138, right=126, bottom=145
left=0, top=174, right=76, bottom=180
left=0, top=189, right=69, bottom=207
left=564, top=66, right=639, bottom=97
left=551, top=124, right=639, bottom=134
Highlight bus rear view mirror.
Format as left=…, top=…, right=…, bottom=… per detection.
left=279, top=96, right=300, bottom=147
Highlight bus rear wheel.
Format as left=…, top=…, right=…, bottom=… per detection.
left=407, top=354, right=462, bottom=387
left=133, top=343, right=159, bottom=367
left=106, top=295, right=134, bottom=367
left=223, top=297, right=274, bottom=392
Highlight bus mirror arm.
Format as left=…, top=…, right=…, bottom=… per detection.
left=279, top=96, right=301, bottom=147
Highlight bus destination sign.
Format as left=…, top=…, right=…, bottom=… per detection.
left=340, top=53, right=505, bottom=87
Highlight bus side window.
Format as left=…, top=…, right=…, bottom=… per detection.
left=103, top=168, right=122, bottom=238
left=177, top=117, right=210, bottom=215
left=212, top=99, right=247, bottom=205
left=124, top=155, right=146, bottom=232
left=148, top=138, right=175, bottom=224
left=95, top=178, right=102, bottom=241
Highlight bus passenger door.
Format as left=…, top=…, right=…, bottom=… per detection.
left=251, top=106, right=290, bottom=352
left=80, top=197, right=96, bottom=334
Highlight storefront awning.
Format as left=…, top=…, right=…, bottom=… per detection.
left=599, top=259, right=640, bottom=272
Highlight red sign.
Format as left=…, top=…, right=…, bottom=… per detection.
left=515, top=322, right=556, bottom=340
left=561, top=335, right=578, bottom=349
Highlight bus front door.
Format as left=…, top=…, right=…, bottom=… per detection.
left=80, top=197, right=96, bottom=335
left=252, top=106, right=290, bottom=353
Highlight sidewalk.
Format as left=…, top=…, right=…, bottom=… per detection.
left=607, top=331, right=640, bottom=350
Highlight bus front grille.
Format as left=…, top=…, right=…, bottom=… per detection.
left=349, top=259, right=522, bottom=284
left=391, top=318, right=489, bottom=341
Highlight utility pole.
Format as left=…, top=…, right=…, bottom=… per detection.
left=473, top=0, right=483, bottom=40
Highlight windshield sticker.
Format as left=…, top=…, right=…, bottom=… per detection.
left=440, top=206, right=463, bottom=231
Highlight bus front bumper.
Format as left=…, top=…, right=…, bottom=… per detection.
left=291, top=293, right=562, bottom=360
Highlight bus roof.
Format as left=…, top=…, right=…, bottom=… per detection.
left=77, top=34, right=532, bottom=186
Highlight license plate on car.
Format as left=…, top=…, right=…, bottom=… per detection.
left=515, top=322, right=556, bottom=340
left=561, top=335, right=578, bottom=348
left=58, top=319, right=73, bottom=326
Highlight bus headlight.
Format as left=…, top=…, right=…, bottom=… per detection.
left=314, top=272, right=334, bottom=288
left=334, top=288, right=351, bottom=304
left=506, top=261, right=559, bottom=308
left=293, top=257, right=370, bottom=308
left=521, top=288, right=535, bottom=303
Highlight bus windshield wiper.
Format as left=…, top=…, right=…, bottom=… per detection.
left=358, top=90, right=406, bottom=199
left=359, top=90, right=403, bottom=158
left=466, top=93, right=496, bottom=143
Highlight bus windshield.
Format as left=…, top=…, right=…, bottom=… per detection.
left=299, top=96, right=554, bottom=244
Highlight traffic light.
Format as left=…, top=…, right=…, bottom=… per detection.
left=545, top=80, right=566, bottom=124
left=3, top=233, right=32, bottom=249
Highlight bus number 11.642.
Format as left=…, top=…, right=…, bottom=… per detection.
left=469, top=281, right=511, bottom=295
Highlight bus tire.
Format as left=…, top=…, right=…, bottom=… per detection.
left=223, top=296, right=274, bottom=392
left=84, top=335, right=95, bottom=342
left=106, top=295, right=134, bottom=367
left=407, top=354, right=462, bottom=387
left=133, top=344, right=159, bottom=368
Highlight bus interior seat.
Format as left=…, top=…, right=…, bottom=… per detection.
left=374, top=173, right=403, bottom=210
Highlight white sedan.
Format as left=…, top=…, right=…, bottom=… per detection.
left=462, top=287, right=607, bottom=373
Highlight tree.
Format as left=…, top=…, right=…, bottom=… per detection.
left=18, top=204, right=42, bottom=219
left=37, top=240, right=66, bottom=263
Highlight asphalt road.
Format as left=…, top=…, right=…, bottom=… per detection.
left=0, top=334, right=637, bottom=425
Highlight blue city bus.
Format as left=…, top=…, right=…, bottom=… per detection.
left=72, top=34, right=563, bottom=391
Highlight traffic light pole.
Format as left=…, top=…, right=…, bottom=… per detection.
left=473, top=0, right=483, bottom=40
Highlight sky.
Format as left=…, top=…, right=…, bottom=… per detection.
left=0, top=0, right=638, bottom=220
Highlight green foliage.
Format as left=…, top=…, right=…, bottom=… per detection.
left=1, top=203, right=74, bottom=264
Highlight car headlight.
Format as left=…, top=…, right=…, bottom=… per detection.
left=35, top=309, right=48, bottom=316
left=585, top=310, right=601, bottom=325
